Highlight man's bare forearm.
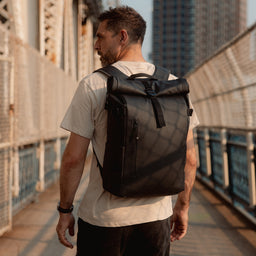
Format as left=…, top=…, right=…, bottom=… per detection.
left=59, top=156, right=85, bottom=208
left=59, top=133, right=90, bottom=208
left=175, top=130, right=197, bottom=209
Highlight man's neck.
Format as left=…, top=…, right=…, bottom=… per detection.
left=117, top=44, right=146, bottom=62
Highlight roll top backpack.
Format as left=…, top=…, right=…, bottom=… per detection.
left=94, top=65, right=193, bottom=197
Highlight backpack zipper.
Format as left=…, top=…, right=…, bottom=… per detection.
left=134, top=120, right=139, bottom=141
left=134, top=120, right=139, bottom=176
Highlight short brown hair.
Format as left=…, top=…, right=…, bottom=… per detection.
left=98, top=6, right=146, bottom=44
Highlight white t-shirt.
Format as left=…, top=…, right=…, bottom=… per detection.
left=61, top=61, right=199, bottom=227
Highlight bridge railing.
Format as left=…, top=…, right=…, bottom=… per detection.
left=0, top=26, right=77, bottom=235
left=194, top=127, right=256, bottom=223
left=187, top=23, right=256, bottom=224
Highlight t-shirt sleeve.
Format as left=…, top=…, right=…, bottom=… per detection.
left=60, top=80, right=94, bottom=139
left=188, top=99, right=200, bottom=130
left=168, top=74, right=199, bottom=130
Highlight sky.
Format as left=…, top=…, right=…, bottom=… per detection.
left=105, top=0, right=256, bottom=61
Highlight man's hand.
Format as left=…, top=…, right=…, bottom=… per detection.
left=170, top=205, right=189, bottom=242
left=56, top=213, right=75, bottom=248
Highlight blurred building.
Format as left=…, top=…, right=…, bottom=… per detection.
left=194, top=0, right=247, bottom=68
left=152, top=0, right=247, bottom=77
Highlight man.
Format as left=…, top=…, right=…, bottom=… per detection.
left=56, top=6, right=199, bottom=256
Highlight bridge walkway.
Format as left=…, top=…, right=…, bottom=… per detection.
left=0, top=159, right=255, bottom=256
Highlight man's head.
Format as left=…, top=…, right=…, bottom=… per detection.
left=95, top=6, right=146, bottom=66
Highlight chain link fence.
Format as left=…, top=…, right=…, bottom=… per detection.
left=188, top=24, right=256, bottom=129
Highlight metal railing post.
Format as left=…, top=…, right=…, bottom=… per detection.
left=221, top=129, right=229, bottom=188
left=247, top=132, right=256, bottom=207
left=12, top=147, right=19, bottom=197
left=36, top=140, right=45, bottom=192
left=205, top=128, right=212, bottom=177
left=55, top=138, right=61, bottom=171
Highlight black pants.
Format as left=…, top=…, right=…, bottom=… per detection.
left=76, top=217, right=171, bottom=256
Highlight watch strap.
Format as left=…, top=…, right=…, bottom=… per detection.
left=57, top=202, right=74, bottom=213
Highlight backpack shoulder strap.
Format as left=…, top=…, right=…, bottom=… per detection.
left=96, top=65, right=170, bottom=80
left=94, top=65, right=128, bottom=79
left=152, top=66, right=170, bottom=80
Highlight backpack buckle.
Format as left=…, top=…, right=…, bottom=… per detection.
left=144, top=86, right=156, bottom=97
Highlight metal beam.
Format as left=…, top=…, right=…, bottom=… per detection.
left=85, top=0, right=102, bottom=17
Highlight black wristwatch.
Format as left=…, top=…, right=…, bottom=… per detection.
left=57, top=202, right=74, bottom=213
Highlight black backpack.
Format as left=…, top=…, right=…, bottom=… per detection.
left=94, top=65, right=193, bottom=197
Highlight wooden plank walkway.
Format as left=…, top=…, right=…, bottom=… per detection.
left=171, top=181, right=256, bottom=256
left=0, top=158, right=255, bottom=256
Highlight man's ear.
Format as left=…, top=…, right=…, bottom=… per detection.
left=120, top=30, right=128, bottom=43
